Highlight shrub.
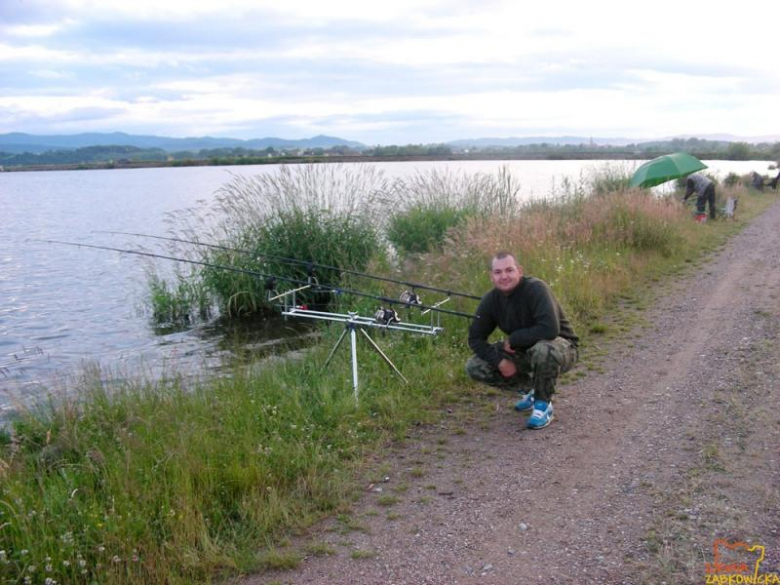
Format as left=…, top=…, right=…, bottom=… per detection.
left=386, top=203, right=472, bottom=254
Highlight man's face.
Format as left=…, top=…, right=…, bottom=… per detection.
left=490, top=256, right=523, bottom=294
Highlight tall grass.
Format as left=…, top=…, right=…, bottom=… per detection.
left=449, top=191, right=685, bottom=324
left=0, top=329, right=463, bottom=584
left=384, top=163, right=634, bottom=257
left=148, top=164, right=388, bottom=322
left=385, top=166, right=522, bottom=255
left=2, top=164, right=774, bottom=584
left=147, top=269, right=210, bottom=328
left=394, top=167, right=760, bottom=333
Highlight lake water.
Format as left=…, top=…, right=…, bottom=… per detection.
left=0, top=159, right=774, bottom=415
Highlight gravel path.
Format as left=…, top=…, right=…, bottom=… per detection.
left=245, top=200, right=780, bottom=585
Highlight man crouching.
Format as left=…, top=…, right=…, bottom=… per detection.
left=466, top=252, right=579, bottom=429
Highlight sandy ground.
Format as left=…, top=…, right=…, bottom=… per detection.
left=244, top=200, right=780, bottom=585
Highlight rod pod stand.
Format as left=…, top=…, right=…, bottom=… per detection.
left=322, top=312, right=408, bottom=402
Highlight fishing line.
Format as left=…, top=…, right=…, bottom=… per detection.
left=30, top=238, right=477, bottom=319
left=93, top=230, right=482, bottom=301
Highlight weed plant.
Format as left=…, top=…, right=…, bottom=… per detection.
left=1, top=164, right=775, bottom=584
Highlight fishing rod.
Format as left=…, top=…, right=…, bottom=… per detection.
left=92, top=230, right=483, bottom=301
left=30, top=238, right=477, bottom=319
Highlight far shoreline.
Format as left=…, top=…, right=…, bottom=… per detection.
left=0, top=151, right=745, bottom=173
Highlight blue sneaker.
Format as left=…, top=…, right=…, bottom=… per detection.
left=514, top=392, right=534, bottom=412
left=526, top=400, right=553, bottom=429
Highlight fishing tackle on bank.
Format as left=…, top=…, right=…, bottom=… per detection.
left=92, top=230, right=482, bottom=301
left=398, top=290, right=422, bottom=306
left=30, top=238, right=477, bottom=319
left=374, top=306, right=401, bottom=325
left=32, top=237, right=480, bottom=403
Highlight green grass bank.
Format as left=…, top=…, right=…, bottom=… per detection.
left=1, top=166, right=776, bottom=584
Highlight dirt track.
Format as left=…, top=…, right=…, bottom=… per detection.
left=246, top=200, right=780, bottom=585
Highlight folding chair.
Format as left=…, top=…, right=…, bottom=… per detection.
left=718, top=196, right=738, bottom=220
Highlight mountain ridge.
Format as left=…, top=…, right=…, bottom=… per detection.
left=0, top=132, right=365, bottom=154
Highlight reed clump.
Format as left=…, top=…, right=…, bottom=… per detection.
left=2, top=164, right=774, bottom=584
left=385, top=166, right=522, bottom=255
left=147, top=164, right=388, bottom=323
left=147, top=270, right=210, bottom=327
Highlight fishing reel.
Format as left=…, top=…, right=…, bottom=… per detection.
left=306, top=262, right=318, bottom=285
left=374, top=306, right=401, bottom=325
left=399, top=290, right=423, bottom=307
left=264, top=276, right=277, bottom=300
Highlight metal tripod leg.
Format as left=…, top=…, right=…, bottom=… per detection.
left=323, top=326, right=350, bottom=369
left=350, top=325, right=358, bottom=401
left=322, top=321, right=408, bottom=402
left=323, top=322, right=361, bottom=401
left=359, top=328, right=409, bottom=384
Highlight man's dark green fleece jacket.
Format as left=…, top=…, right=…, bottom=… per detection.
left=468, top=276, right=579, bottom=367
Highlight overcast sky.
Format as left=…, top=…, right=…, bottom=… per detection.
left=1, top=0, right=777, bottom=144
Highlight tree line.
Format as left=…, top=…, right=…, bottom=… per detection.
left=1, top=138, right=778, bottom=169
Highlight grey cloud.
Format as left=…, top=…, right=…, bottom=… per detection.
left=0, top=105, right=127, bottom=135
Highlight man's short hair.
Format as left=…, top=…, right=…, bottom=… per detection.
left=490, top=251, right=518, bottom=269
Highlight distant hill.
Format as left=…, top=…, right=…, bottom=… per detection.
left=0, top=132, right=366, bottom=154
left=2, top=132, right=777, bottom=156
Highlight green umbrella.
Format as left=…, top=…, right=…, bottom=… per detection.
left=629, top=152, right=708, bottom=189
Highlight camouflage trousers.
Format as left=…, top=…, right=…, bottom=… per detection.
left=465, top=338, right=578, bottom=402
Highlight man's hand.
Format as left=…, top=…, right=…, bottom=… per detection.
left=503, top=339, right=515, bottom=354
left=498, top=358, right=517, bottom=378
